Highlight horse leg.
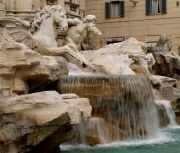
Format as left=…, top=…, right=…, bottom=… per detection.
left=37, top=42, right=95, bottom=71
left=50, top=46, right=95, bottom=71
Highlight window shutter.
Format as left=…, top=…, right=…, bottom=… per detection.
left=105, top=2, right=111, bottom=19
left=162, top=0, right=167, bottom=14
left=146, top=0, right=151, bottom=15
left=119, top=1, right=125, bottom=17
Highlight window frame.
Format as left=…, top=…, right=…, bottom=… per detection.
left=47, top=0, right=58, bottom=5
left=105, top=0, right=125, bottom=19
left=146, top=0, right=167, bottom=16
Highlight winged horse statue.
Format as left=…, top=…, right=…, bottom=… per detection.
left=0, top=5, right=94, bottom=70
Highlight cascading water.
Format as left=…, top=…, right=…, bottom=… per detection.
left=156, top=100, right=177, bottom=127
left=58, top=75, right=159, bottom=144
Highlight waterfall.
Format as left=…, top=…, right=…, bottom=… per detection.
left=156, top=100, right=177, bottom=127
left=58, top=75, right=159, bottom=144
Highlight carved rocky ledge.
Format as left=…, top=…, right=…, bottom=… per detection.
left=150, top=75, right=177, bottom=87
left=79, top=38, right=150, bottom=75
left=0, top=91, right=92, bottom=153
left=0, top=42, right=68, bottom=95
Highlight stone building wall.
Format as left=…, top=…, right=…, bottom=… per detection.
left=0, top=0, right=5, bottom=16
left=2, top=0, right=85, bottom=18
left=4, top=0, right=41, bottom=17
left=85, top=0, right=180, bottom=53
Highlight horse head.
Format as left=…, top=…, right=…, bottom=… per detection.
left=53, top=8, right=68, bottom=32
left=31, top=5, right=68, bottom=33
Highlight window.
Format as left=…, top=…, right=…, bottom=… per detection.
left=70, top=5, right=77, bottom=12
left=69, top=0, right=78, bottom=3
left=105, top=0, right=125, bottom=19
left=47, top=0, right=58, bottom=5
left=146, top=0, right=167, bottom=15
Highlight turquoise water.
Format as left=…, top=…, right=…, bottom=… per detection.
left=61, top=128, right=180, bottom=153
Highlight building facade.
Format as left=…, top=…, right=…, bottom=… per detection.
left=1, top=0, right=85, bottom=18
left=0, top=0, right=5, bottom=16
left=85, top=0, right=180, bottom=53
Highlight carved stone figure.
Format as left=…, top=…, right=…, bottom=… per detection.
left=0, top=5, right=94, bottom=70
left=83, top=14, right=97, bottom=23
left=151, top=34, right=172, bottom=52
left=67, top=18, right=82, bottom=26
left=65, top=15, right=102, bottom=51
left=151, top=34, right=180, bottom=79
left=82, top=22, right=102, bottom=50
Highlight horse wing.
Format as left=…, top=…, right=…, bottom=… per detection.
left=0, top=17, right=37, bottom=49
left=0, top=16, right=30, bottom=28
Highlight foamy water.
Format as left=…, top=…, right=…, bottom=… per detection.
left=61, top=130, right=175, bottom=151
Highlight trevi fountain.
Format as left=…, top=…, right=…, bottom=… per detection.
left=0, top=2, right=180, bottom=153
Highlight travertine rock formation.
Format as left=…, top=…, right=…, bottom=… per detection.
left=152, top=52, right=180, bottom=79
left=0, top=39, right=93, bottom=152
left=0, top=41, right=68, bottom=96
left=148, top=36, right=180, bottom=123
left=150, top=75, right=177, bottom=87
left=148, top=34, right=180, bottom=79
left=150, top=34, right=172, bottom=53
left=157, top=86, right=180, bottom=123
left=80, top=38, right=151, bottom=75
left=151, top=75, right=180, bottom=124
left=0, top=91, right=91, bottom=153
